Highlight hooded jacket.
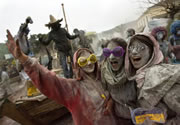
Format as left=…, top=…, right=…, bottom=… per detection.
left=23, top=48, right=117, bottom=125
left=125, top=34, right=180, bottom=124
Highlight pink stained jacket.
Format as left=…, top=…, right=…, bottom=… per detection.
left=23, top=49, right=117, bottom=125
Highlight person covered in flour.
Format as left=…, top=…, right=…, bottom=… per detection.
left=151, top=26, right=172, bottom=63
left=125, top=34, right=180, bottom=125
left=168, top=20, right=180, bottom=64
left=101, top=38, right=137, bottom=125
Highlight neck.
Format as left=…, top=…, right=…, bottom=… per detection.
left=112, top=66, right=123, bottom=76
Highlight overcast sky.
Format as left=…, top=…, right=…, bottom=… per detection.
left=0, top=0, right=144, bottom=43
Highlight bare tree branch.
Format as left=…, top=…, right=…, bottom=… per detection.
left=140, top=0, right=180, bottom=19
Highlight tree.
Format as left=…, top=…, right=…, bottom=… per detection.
left=141, top=0, right=180, bottom=19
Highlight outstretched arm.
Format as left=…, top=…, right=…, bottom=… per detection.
left=6, top=30, right=75, bottom=106
left=38, top=33, right=52, bottom=46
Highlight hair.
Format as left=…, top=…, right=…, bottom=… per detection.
left=104, top=38, right=127, bottom=61
left=77, top=50, right=91, bottom=58
left=127, top=28, right=135, bottom=35
left=151, top=26, right=167, bottom=40
left=170, top=20, right=180, bottom=34
left=130, top=35, right=153, bottom=57
left=105, top=38, right=127, bottom=50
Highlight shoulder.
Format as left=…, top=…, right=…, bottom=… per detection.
left=144, top=64, right=180, bottom=88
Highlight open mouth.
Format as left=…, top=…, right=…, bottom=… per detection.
left=110, top=60, right=118, bottom=65
left=110, top=60, right=119, bottom=69
left=132, top=57, right=141, bottom=62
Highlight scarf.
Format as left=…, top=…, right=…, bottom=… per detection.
left=102, top=61, right=127, bottom=86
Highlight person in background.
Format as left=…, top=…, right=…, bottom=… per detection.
left=39, top=15, right=78, bottom=78
left=0, top=66, right=12, bottom=95
left=168, top=20, right=180, bottom=64
left=151, top=26, right=172, bottom=63
left=73, top=28, right=94, bottom=52
left=126, top=28, right=136, bottom=43
left=6, top=30, right=118, bottom=125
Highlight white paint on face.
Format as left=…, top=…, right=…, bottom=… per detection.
left=80, top=51, right=95, bottom=74
left=156, top=32, right=164, bottom=41
left=129, top=40, right=151, bottom=69
left=107, top=42, right=124, bottom=72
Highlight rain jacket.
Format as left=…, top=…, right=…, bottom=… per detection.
left=23, top=48, right=117, bottom=125
left=125, top=34, right=180, bottom=124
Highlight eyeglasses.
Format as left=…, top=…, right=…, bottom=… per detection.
left=78, top=54, right=97, bottom=67
left=103, top=46, right=125, bottom=57
left=128, top=44, right=145, bottom=53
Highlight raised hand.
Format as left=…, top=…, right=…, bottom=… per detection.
left=6, top=29, right=28, bottom=63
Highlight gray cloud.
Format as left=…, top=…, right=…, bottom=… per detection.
left=0, top=0, right=142, bottom=43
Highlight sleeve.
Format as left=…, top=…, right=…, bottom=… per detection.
left=163, top=83, right=180, bottom=115
left=17, top=23, right=28, bottom=37
left=23, top=57, right=76, bottom=106
left=40, top=33, right=52, bottom=46
left=65, top=29, right=78, bottom=39
left=19, top=23, right=28, bottom=33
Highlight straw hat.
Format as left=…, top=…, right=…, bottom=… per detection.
left=45, top=15, right=63, bottom=27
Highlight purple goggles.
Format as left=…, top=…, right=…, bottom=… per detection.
left=103, top=46, right=125, bottom=57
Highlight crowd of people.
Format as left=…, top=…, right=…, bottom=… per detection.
left=3, top=15, right=180, bottom=125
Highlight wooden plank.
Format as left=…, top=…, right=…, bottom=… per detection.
left=15, top=98, right=69, bottom=124
left=1, top=99, right=41, bottom=125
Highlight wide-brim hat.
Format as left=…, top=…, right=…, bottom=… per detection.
left=45, top=15, right=63, bottom=27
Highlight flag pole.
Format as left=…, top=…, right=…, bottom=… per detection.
left=61, top=3, right=74, bottom=62
left=61, top=3, right=69, bottom=32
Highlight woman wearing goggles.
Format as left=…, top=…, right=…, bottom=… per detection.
left=103, top=46, right=125, bottom=58
left=6, top=30, right=117, bottom=125
left=77, top=54, right=97, bottom=67
left=101, top=38, right=137, bottom=125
